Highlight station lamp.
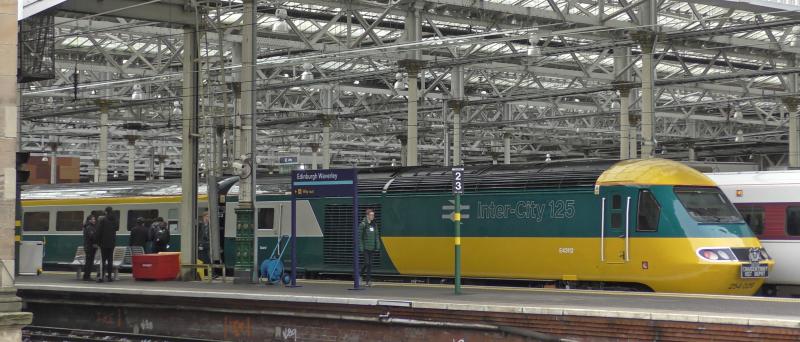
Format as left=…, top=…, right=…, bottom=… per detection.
left=735, top=130, right=744, bottom=142
left=393, top=72, right=405, bottom=90
left=527, top=29, right=540, bottom=56
left=131, top=83, right=144, bottom=101
left=172, top=101, right=182, bottom=116
left=301, top=63, right=314, bottom=81
left=272, top=9, right=290, bottom=33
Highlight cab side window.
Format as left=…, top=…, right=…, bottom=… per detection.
left=610, top=195, right=622, bottom=229
left=637, top=190, right=660, bottom=232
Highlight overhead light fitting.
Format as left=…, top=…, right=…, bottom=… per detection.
left=301, top=62, right=314, bottom=81
left=393, top=72, right=405, bottom=90
left=273, top=9, right=290, bottom=33
left=131, top=83, right=144, bottom=101
left=527, top=29, right=540, bottom=56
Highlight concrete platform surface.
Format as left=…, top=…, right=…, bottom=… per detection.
left=15, top=273, right=800, bottom=328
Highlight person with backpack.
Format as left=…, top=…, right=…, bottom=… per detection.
left=81, top=215, right=98, bottom=281
left=153, top=217, right=170, bottom=253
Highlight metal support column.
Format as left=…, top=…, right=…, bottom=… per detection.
left=235, top=0, right=257, bottom=283
left=310, top=143, right=320, bottom=170
left=786, top=97, right=799, bottom=168
left=687, top=119, right=697, bottom=162
left=503, top=133, right=511, bottom=165
left=451, top=65, right=464, bottom=166
left=614, top=41, right=632, bottom=160
left=400, top=6, right=422, bottom=166
left=180, top=26, right=200, bottom=280
left=788, top=55, right=799, bottom=167
left=405, top=69, right=419, bottom=166
left=398, top=135, right=408, bottom=166
left=126, top=135, right=137, bottom=181
left=635, top=0, right=657, bottom=159
left=48, top=138, right=57, bottom=184
left=322, top=87, right=333, bottom=169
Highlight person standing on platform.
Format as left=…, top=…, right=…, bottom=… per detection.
left=198, top=211, right=211, bottom=265
left=153, top=217, right=170, bottom=253
left=95, top=206, right=118, bottom=283
left=147, top=217, right=163, bottom=253
left=129, top=217, right=149, bottom=251
left=359, top=208, right=381, bottom=287
left=81, top=215, right=98, bottom=281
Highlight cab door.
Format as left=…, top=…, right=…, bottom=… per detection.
left=602, top=189, right=630, bottom=264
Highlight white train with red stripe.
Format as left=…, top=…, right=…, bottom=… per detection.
left=707, top=171, right=800, bottom=296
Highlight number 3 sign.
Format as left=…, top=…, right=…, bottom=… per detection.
left=452, top=167, right=464, bottom=194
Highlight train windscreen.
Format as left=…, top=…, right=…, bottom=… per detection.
left=674, top=187, right=743, bottom=224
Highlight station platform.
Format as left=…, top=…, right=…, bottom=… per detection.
left=14, top=273, right=800, bottom=341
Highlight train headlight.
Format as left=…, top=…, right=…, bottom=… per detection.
left=697, top=248, right=735, bottom=262
left=701, top=250, right=720, bottom=260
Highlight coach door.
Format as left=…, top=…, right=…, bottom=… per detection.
left=601, top=189, right=630, bottom=264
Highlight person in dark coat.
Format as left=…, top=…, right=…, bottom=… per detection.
left=95, top=206, right=118, bottom=282
left=129, top=217, right=149, bottom=250
left=153, top=217, right=170, bottom=253
left=82, top=215, right=98, bottom=281
left=358, top=208, right=381, bottom=287
left=198, top=211, right=210, bottom=264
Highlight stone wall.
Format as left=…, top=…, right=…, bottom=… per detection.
left=0, top=0, right=35, bottom=336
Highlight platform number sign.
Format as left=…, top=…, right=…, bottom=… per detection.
left=452, top=167, right=464, bottom=194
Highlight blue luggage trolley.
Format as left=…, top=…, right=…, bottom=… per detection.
left=260, top=235, right=291, bottom=285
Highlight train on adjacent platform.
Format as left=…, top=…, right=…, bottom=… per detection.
left=21, top=159, right=772, bottom=295
left=707, top=171, right=800, bottom=296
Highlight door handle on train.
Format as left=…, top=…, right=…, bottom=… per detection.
left=617, top=234, right=626, bottom=238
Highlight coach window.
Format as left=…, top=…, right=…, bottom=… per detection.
left=56, top=211, right=84, bottom=231
left=258, top=208, right=275, bottom=230
left=739, top=206, right=765, bottom=235
left=23, top=212, right=49, bottom=232
left=127, top=209, right=159, bottom=230
left=637, top=190, right=660, bottom=232
left=786, top=207, right=800, bottom=236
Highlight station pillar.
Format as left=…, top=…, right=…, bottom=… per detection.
left=399, top=60, right=423, bottom=166
left=1, top=0, right=34, bottom=337
left=785, top=97, right=799, bottom=168
left=235, top=0, right=258, bottom=283
left=179, top=26, right=200, bottom=280
left=96, top=100, right=109, bottom=182
left=125, top=135, right=139, bottom=181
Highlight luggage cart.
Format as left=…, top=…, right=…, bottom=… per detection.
left=259, top=235, right=291, bottom=285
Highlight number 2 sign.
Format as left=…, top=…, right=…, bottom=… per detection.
left=452, top=167, right=464, bottom=194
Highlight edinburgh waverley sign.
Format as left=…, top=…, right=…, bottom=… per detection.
left=291, top=169, right=357, bottom=198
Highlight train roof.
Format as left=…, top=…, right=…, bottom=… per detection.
left=23, top=159, right=716, bottom=200
left=707, top=170, right=800, bottom=186
left=227, top=159, right=617, bottom=196
left=21, top=179, right=212, bottom=201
